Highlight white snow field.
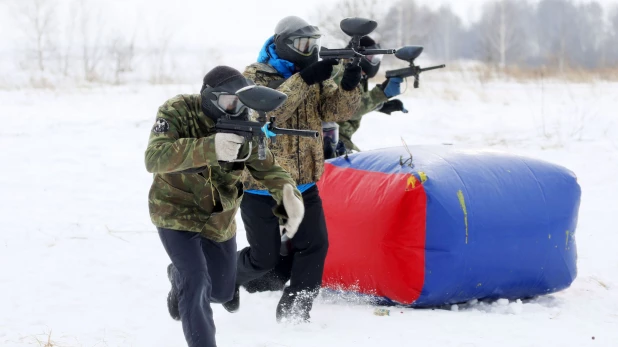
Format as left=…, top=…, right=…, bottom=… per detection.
left=1, top=75, right=617, bottom=347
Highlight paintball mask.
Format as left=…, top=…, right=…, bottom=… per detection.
left=322, top=122, right=340, bottom=160
left=200, top=66, right=254, bottom=121
left=357, top=36, right=382, bottom=78
left=287, top=36, right=321, bottom=56
left=274, top=16, right=322, bottom=70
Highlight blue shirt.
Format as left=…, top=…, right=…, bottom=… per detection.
left=246, top=182, right=315, bottom=196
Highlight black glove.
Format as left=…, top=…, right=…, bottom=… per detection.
left=340, top=64, right=362, bottom=91
left=299, top=59, right=338, bottom=86
left=378, top=99, right=408, bottom=115
left=335, top=140, right=347, bottom=157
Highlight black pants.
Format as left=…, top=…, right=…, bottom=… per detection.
left=237, top=185, right=329, bottom=302
left=244, top=254, right=294, bottom=293
left=158, top=228, right=237, bottom=347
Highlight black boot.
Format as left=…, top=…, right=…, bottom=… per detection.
left=245, top=252, right=294, bottom=293
left=276, top=288, right=312, bottom=323
left=166, top=263, right=180, bottom=321
left=222, top=285, right=240, bottom=313
left=244, top=271, right=287, bottom=293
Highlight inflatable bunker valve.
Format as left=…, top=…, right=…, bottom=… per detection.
left=317, top=146, right=580, bottom=307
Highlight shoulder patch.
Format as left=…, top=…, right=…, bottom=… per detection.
left=153, top=118, right=170, bottom=134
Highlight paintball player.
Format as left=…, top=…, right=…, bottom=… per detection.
left=329, top=35, right=408, bottom=156
left=145, top=66, right=304, bottom=347
left=242, top=36, right=409, bottom=294
left=223, top=16, right=362, bottom=322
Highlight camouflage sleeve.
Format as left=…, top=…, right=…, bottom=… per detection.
left=144, top=105, right=219, bottom=174
left=351, top=85, right=389, bottom=121
left=331, top=62, right=345, bottom=84
left=243, top=66, right=310, bottom=124
left=245, top=145, right=302, bottom=219
left=337, top=86, right=389, bottom=152
left=338, top=119, right=361, bottom=145
left=332, top=60, right=387, bottom=121
left=318, top=78, right=362, bottom=122
left=243, top=64, right=273, bottom=86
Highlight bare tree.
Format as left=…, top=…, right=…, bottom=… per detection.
left=108, top=33, right=136, bottom=85
left=379, top=1, right=434, bottom=49
left=609, top=6, right=618, bottom=68
left=76, top=0, right=106, bottom=82
left=536, top=0, right=577, bottom=73
left=425, top=5, right=464, bottom=63
left=13, top=0, right=58, bottom=72
left=535, top=0, right=607, bottom=71
left=61, top=1, right=78, bottom=77
left=147, top=27, right=176, bottom=84
left=477, top=0, right=531, bottom=69
left=571, top=2, right=604, bottom=69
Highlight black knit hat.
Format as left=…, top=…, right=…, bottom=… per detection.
left=201, top=66, right=245, bottom=92
left=200, top=65, right=250, bottom=121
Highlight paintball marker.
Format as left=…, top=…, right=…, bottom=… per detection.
left=215, top=85, right=319, bottom=161
left=385, top=46, right=445, bottom=88
left=319, top=17, right=397, bottom=65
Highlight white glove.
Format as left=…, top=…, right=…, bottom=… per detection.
left=280, top=184, right=305, bottom=239
left=214, top=133, right=245, bottom=161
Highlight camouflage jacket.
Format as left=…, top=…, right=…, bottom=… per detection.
left=145, top=94, right=300, bottom=242
left=241, top=63, right=361, bottom=189
left=334, top=70, right=388, bottom=152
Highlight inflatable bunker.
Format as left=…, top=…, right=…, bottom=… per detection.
left=317, top=146, right=580, bottom=307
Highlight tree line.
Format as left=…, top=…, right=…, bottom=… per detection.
left=315, top=0, right=618, bottom=72
left=2, top=0, right=222, bottom=87
left=3, top=0, right=617, bottom=88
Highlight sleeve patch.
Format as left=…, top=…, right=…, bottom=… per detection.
left=152, top=118, right=170, bottom=134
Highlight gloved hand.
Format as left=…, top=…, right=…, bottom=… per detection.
left=340, top=64, right=362, bottom=91
left=381, top=77, right=404, bottom=98
left=378, top=99, right=408, bottom=115
left=335, top=140, right=347, bottom=157
left=279, top=184, right=305, bottom=239
left=280, top=234, right=292, bottom=256
left=214, top=133, right=245, bottom=161
left=299, top=59, right=338, bottom=86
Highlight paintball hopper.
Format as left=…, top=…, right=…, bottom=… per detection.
left=340, top=17, right=377, bottom=37
left=394, top=46, right=424, bottom=62
left=319, top=18, right=396, bottom=64
left=235, top=85, right=288, bottom=113
left=217, top=85, right=315, bottom=162
left=385, top=45, right=445, bottom=88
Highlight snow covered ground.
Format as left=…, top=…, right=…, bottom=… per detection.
left=1, top=74, right=617, bottom=346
